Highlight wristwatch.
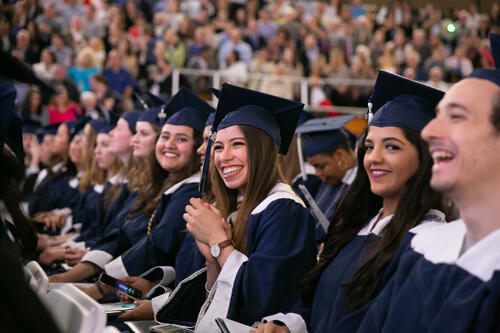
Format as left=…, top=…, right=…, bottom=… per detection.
left=210, top=239, right=234, bottom=258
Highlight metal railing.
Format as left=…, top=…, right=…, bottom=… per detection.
left=171, top=68, right=374, bottom=116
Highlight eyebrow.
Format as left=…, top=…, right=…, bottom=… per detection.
left=365, top=137, right=405, bottom=145
left=214, top=137, right=246, bottom=145
left=437, top=102, right=470, bottom=114
left=160, top=131, right=190, bottom=138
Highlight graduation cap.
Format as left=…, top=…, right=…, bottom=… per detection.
left=147, top=91, right=168, bottom=108
left=205, top=112, right=216, bottom=128
left=295, top=115, right=355, bottom=181
left=297, top=115, right=356, bottom=157
left=65, top=117, right=89, bottom=140
left=88, top=119, right=111, bottom=134
left=121, top=111, right=142, bottom=134
left=208, top=87, right=220, bottom=99
left=212, top=83, right=304, bottom=154
left=199, top=83, right=304, bottom=193
left=468, top=34, right=500, bottom=87
left=22, top=118, right=41, bottom=134
left=205, top=87, right=220, bottom=127
left=163, top=87, right=215, bottom=133
left=138, top=108, right=163, bottom=128
left=36, top=124, right=59, bottom=143
left=366, top=71, right=444, bottom=131
left=0, top=78, right=23, bottom=160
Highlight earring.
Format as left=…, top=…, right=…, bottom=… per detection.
left=337, top=160, right=346, bottom=171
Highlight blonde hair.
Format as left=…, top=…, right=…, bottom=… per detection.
left=77, top=47, right=97, bottom=68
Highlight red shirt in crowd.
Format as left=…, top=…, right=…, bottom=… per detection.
left=48, top=102, right=83, bottom=125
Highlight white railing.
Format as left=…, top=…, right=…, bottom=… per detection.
left=171, top=68, right=374, bottom=115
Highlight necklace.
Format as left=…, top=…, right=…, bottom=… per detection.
left=147, top=209, right=156, bottom=235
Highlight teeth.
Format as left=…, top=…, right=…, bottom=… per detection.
left=164, top=152, right=177, bottom=157
left=223, top=166, right=242, bottom=175
left=371, top=170, right=389, bottom=175
left=432, top=150, right=453, bottom=162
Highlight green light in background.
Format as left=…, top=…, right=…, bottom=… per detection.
left=447, top=23, right=456, bottom=33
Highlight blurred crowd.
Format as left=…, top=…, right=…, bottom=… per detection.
left=1, top=0, right=499, bottom=123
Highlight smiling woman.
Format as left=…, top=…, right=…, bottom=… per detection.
left=258, top=71, right=455, bottom=333
left=183, top=84, right=316, bottom=331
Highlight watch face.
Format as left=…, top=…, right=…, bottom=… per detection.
left=210, top=244, right=220, bottom=258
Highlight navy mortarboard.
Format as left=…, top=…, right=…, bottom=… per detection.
left=36, top=124, right=59, bottom=143
left=65, top=118, right=89, bottom=140
left=367, top=70, right=445, bottom=131
left=211, top=83, right=304, bottom=154
left=138, top=108, right=163, bottom=128
left=199, top=83, right=304, bottom=193
left=22, top=119, right=41, bottom=135
left=296, top=115, right=356, bottom=181
left=147, top=91, right=168, bottom=108
left=205, top=112, right=216, bottom=128
left=163, top=87, right=215, bottom=132
left=297, top=115, right=356, bottom=158
left=121, top=111, right=142, bottom=134
left=89, top=119, right=113, bottom=134
left=468, top=34, right=500, bottom=87
left=205, top=87, right=220, bottom=127
left=208, top=87, right=221, bottom=99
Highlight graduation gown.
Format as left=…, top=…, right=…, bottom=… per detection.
left=263, top=209, right=446, bottom=333
left=195, top=183, right=316, bottom=331
left=357, top=220, right=500, bottom=333
left=294, top=167, right=357, bottom=243
left=28, top=162, right=80, bottom=216
left=82, top=176, right=132, bottom=248
left=72, top=184, right=105, bottom=243
left=100, top=172, right=201, bottom=278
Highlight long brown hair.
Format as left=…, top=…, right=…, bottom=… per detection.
left=129, top=126, right=203, bottom=217
left=299, top=127, right=455, bottom=310
left=127, top=124, right=161, bottom=194
left=276, top=134, right=300, bottom=184
left=79, top=125, right=99, bottom=193
left=210, top=125, right=282, bottom=253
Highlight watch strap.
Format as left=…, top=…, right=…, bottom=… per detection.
left=218, top=239, right=234, bottom=250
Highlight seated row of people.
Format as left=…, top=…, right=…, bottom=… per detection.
left=2, top=36, right=500, bottom=332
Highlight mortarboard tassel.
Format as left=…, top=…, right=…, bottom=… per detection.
left=296, top=134, right=307, bottom=181
left=367, top=100, right=373, bottom=124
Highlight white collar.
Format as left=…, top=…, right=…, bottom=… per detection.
left=93, top=184, right=105, bottom=193
left=358, top=210, right=394, bottom=236
left=164, top=172, right=201, bottom=195
left=358, top=209, right=446, bottom=237
left=51, top=161, right=65, bottom=173
left=342, top=166, right=357, bottom=185
left=251, top=182, right=305, bottom=215
left=411, top=220, right=500, bottom=282
left=108, top=174, right=128, bottom=185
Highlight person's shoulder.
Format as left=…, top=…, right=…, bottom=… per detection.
left=251, top=183, right=306, bottom=216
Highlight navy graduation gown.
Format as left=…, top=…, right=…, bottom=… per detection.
left=173, top=233, right=205, bottom=287
left=73, top=184, right=105, bottom=243
left=28, top=165, right=80, bottom=216
left=357, top=220, right=500, bottom=333
left=263, top=210, right=446, bottom=333
left=103, top=173, right=201, bottom=278
left=83, top=182, right=132, bottom=248
left=195, top=183, right=316, bottom=331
